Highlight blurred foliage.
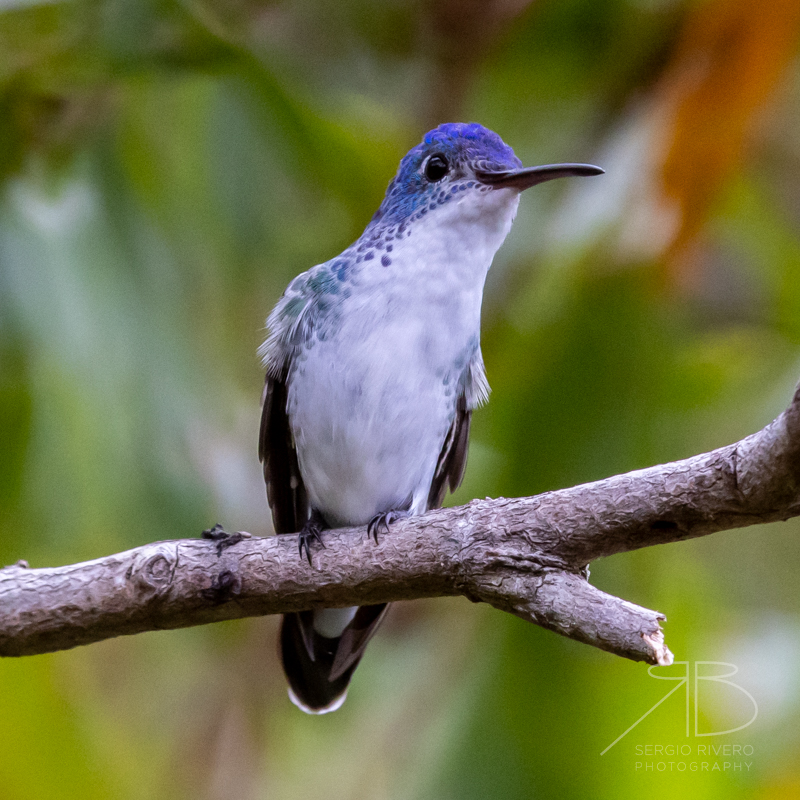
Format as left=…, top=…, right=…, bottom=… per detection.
left=2, top=0, right=800, bottom=798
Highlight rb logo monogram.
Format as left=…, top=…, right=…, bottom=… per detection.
left=601, top=662, right=758, bottom=755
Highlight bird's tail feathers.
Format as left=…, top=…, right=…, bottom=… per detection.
left=280, top=604, right=388, bottom=714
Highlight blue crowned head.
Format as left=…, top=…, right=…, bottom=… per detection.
left=370, top=122, right=603, bottom=227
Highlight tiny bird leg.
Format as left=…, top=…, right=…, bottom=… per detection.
left=298, top=511, right=328, bottom=565
left=367, top=509, right=410, bottom=543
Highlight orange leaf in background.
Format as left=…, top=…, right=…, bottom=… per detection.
left=657, top=0, right=800, bottom=285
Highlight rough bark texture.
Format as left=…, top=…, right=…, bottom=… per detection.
left=2, top=383, right=799, bottom=666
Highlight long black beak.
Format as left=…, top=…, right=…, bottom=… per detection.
left=475, top=163, right=604, bottom=191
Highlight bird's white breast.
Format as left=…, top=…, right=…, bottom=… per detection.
left=287, top=186, right=520, bottom=527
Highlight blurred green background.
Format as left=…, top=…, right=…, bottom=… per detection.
left=2, top=0, right=800, bottom=797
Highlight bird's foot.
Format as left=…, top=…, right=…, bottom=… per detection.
left=299, top=511, right=328, bottom=565
left=202, top=523, right=251, bottom=556
left=367, top=509, right=409, bottom=544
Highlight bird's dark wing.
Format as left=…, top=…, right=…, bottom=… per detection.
left=258, top=261, right=338, bottom=534
left=258, top=372, right=308, bottom=534
left=426, top=346, right=490, bottom=511
left=427, top=394, right=471, bottom=511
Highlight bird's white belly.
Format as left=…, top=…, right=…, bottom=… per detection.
left=287, top=317, right=458, bottom=527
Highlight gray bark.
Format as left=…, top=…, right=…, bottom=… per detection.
left=2, top=383, right=799, bottom=666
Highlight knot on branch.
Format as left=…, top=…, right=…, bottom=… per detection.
left=126, top=547, right=177, bottom=600
left=201, top=569, right=242, bottom=604
left=1, top=560, right=30, bottom=571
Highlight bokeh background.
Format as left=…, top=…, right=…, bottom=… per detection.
left=2, top=0, right=800, bottom=797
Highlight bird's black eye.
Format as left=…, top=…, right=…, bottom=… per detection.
left=425, top=154, right=449, bottom=182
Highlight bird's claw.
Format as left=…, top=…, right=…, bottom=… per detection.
left=367, top=509, right=407, bottom=544
left=298, top=519, right=326, bottom=565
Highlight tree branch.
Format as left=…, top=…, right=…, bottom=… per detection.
left=2, top=383, right=799, bottom=666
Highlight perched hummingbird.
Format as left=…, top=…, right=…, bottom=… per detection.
left=258, top=122, right=602, bottom=713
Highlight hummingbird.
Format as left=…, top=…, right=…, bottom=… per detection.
left=258, top=122, right=602, bottom=714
